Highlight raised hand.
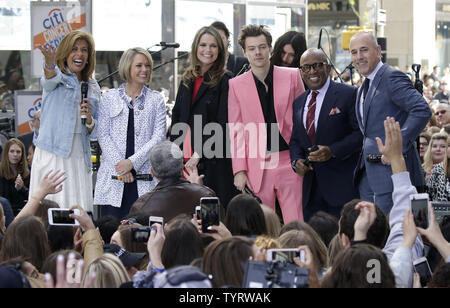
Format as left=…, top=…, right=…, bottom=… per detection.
left=38, top=43, right=56, bottom=68
left=39, top=170, right=66, bottom=196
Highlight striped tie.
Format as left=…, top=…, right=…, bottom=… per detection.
left=306, top=91, right=319, bottom=145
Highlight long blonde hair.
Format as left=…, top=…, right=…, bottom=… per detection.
left=182, top=26, right=226, bottom=89
left=55, top=30, right=96, bottom=82
left=422, top=133, right=449, bottom=173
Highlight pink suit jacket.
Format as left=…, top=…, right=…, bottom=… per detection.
left=228, top=66, right=305, bottom=193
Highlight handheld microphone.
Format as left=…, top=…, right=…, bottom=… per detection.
left=318, top=28, right=323, bottom=49
left=81, top=82, right=88, bottom=125
left=158, top=42, right=180, bottom=48
left=112, top=174, right=154, bottom=181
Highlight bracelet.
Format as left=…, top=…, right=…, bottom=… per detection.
left=30, top=194, right=42, bottom=204
left=85, top=118, right=95, bottom=130
left=44, top=63, right=56, bottom=70
left=350, top=239, right=368, bottom=246
left=152, top=267, right=165, bottom=273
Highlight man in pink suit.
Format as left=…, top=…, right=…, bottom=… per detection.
left=228, top=25, right=305, bottom=223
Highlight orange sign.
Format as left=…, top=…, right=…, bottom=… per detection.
left=33, top=13, right=87, bottom=49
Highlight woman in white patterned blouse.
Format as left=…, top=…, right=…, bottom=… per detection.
left=94, top=48, right=166, bottom=219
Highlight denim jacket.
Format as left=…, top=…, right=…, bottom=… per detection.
left=36, top=67, right=100, bottom=169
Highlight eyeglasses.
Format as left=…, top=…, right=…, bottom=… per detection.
left=435, top=110, right=447, bottom=116
left=420, top=142, right=429, bottom=147
left=299, top=62, right=328, bottom=73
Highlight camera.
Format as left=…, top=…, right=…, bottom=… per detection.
left=303, top=145, right=319, bottom=167
left=431, top=201, right=450, bottom=225
left=132, top=227, right=151, bottom=242
left=242, top=260, right=310, bottom=288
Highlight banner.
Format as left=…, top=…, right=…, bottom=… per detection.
left=30, top=0, right=91, bottom=77
left=14, top=91, right=42, bottom=136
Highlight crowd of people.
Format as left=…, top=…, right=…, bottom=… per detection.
left=0, top=21, right=449, bottom=289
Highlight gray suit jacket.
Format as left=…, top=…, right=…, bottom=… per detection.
left=355, top=64, right=431, bottom=194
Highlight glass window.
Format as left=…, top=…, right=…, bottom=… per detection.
left=0, top=0, right=32, bottom=50
left=93, top=0, right=162, bottom=51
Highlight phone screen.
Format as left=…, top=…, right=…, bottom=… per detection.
left=271, top=250, right=300, bottom=263
left=201, top=198, right=220, bottom=233
left=411, top=198, right=429, bottom=229
left=149, top=217, right=163, bottom=227
left=51, top=210, right=76, bottom=225
left=132, top=228, right=151, bottom=242
left=414, top=260, right=432, bottom=286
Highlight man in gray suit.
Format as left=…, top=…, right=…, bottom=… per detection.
left=350, top=32, right=431, bottom=214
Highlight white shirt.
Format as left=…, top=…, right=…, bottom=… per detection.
left=303, top=77, right=331, bottom=130
left=359, top=61, right=384, bottom=120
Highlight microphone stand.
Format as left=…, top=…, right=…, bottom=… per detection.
left=98, top=45, right=168, bottom=85
left=153, top=52, right=189, bottom=71
left=319, top=46, right=343, bottom=83
left=338, top=62, right=355, bottom=86
left=317, top=28, right=343, bottom=83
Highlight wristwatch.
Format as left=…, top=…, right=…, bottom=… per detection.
left=291, top=160, right=298, bottom=172
left=85, top=118, right=95, bottom=130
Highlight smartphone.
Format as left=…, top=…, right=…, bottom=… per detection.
left=132, top=227, right=151, bottom=242
left=48, top=209, right=80, bottom=226
left=266, top=249, right=305, bottom=263
left=413, top=257, right=432, bottom=286
left=200, top=197, right=220, bottom=233
left=149, top=216, right=164, bottom=227
left=195, top=206, right=201, bottom=219
left=244, top=186, right=262, bottom=204
left=304, top=145, right=320, bottom=167
left=410, top=193, right=429, bottom=229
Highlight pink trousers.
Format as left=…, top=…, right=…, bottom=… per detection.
left=255, top=150, right=303, bottom=223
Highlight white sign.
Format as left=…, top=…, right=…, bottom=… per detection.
left=93, top=0, right=162, bottom=51
left=14, top=91, right=42, bottom=136
left=30, top=0, right=92, bottom=77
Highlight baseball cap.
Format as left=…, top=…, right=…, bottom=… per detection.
left=153, top=265, right=212, bottom=288
left=103, top=244, right=146, bottom=268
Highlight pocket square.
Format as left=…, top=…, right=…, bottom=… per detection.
left=329, top=107, right=342, bottom=116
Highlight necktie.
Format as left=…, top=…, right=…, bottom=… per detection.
left=362, top=78, right=370, bottom=102
left=306, top=91, right=319, bottom=145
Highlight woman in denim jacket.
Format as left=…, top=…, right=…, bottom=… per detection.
left=94, top=48, right=166, bottom=219
left=30, top=30, right=99, bottom=212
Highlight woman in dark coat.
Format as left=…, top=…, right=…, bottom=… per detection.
left=170, top=26, right=239, bottom=208
left=0, top=138, right=30, bottom=216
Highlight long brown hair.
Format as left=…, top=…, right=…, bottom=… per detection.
left=0, top=215, right=51, bottom=271
left=182, top=26, right=226, bottom=89
left=202, top=236, right=254, bottom=287
left=55, top=30, right=96, bottom=82
left=0, top=138, right=30, bottom=181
